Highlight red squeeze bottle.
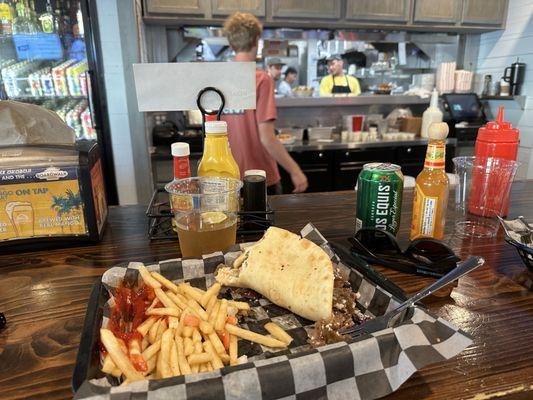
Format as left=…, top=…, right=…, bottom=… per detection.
left=469, top=107, right=519, bottom=216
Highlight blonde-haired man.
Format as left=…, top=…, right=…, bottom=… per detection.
left=222, top=12, right=307, bottom=194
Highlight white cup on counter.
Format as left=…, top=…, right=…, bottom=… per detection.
left=351, top=131, right=361, bottom=142
left=341, top=131, right=349, bottom=142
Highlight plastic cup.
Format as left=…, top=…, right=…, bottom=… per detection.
left=452, top=156, right=520, bottom=238
left=165, top=177, right=243, bottom=257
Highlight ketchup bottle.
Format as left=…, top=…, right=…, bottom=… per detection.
left=469, top=107, right=519, bottom=216
left=474, top=107, right=519, bottom=161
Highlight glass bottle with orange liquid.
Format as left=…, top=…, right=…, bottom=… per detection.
left=410, top=122, right=449, bottom=240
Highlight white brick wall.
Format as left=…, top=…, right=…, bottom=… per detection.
left=476, top=0, right=533, bottom=179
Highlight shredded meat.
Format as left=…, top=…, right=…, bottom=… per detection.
left=308, top=265, right=368, bottom=347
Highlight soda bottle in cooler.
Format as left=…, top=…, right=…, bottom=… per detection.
left=52, top=60, right=75, bottom=97
left=40, top=67, right=55, bottom=97
left=79, top=71, right=87, bottom=96
left=0, top=0, right=13, bottom=35
left=80, top=106, right=94, bottom=139
left=66, top=61, right=77, bottom=96
left=28, top=71, right=43, bottom=97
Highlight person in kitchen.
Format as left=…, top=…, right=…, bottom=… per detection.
left=222, top=12, right=308, bottom=194
left=277, top=67, right=297, bottom=97
left=266, top=57, right=284, bottom=93
left=319, top=54, right=361, bottom=96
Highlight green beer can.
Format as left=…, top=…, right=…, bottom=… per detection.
left=356, top=163, right=404, bottom=235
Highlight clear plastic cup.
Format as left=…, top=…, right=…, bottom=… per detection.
left=452, top=156, right=520, bottom=238
left=165, top=177, right=243, bottom=257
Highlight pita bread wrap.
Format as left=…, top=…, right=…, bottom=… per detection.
left=216, top=227, right=333, bottom=321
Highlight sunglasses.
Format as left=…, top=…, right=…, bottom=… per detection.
left=349, top=228, right=460, bottom=278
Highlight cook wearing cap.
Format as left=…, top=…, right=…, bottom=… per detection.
left=319, top=54, right=361, bottom=96
left=220, top=12, right=308, bottom=194
left=266, top=57, right=285, bottom=83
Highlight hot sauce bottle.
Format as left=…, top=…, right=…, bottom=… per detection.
left=170, top=142, right=191, bottom=232
left=410, top=123, right=449, bottom=240
left=172, top=142, right=191, bottom=180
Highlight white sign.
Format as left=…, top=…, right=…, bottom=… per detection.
left=133, top=62, right=256, bottom=112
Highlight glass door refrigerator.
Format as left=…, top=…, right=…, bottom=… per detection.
left=0, top=0, right=118, bottom=203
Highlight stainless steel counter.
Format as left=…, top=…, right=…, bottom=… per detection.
left=275, top=94, right=430, bottom=108
left=283, top=138, right=457, bottom=152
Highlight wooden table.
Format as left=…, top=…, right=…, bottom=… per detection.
left=1, top=182, right=532, bottom=400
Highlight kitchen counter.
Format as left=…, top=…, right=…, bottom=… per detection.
left=276, top=94, right=430, bottom=108
left=283, top=137, right=458, bottom=152
left=1, top=184, right=533, bottom=399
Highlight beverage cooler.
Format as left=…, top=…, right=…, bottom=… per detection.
left=0, top=0, right=117, bottom=203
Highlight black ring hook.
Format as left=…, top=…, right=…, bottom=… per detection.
left=196, top=86, right=225, bottom=121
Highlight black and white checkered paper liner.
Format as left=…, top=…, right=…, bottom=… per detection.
left=75, top=223, right=472, bottom=400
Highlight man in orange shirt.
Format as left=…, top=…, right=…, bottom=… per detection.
left=222, top=12, right=307, bottom=194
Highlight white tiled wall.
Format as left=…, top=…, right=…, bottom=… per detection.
left=476, top=0, right=533, bottom=179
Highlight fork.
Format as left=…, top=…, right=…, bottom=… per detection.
left=342, top=256, right=485, bottom=338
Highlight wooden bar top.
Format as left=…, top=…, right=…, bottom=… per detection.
left=1, top=182, right=532, bottom=400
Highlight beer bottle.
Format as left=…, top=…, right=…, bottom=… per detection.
left=410, top=122, right=449, bottom=240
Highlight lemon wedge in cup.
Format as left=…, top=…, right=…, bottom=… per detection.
left=201, top=211, right=227, bottom=225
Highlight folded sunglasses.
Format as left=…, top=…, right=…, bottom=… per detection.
left=349, top=228, right=460, bottom=278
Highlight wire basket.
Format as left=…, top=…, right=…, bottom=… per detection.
left=146, top=188, right=274, bottom=240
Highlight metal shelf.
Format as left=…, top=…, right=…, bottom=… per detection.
left=480, top=95, right=527, bottom=110
left=11, top=95, right=87, bottom=101
left=276, top=94, right=429, bottom=108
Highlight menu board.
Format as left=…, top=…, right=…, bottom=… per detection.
left=0, top=166, right=88, bottom=241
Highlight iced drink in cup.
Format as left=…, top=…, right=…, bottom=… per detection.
left=165, top=177, right=242, bottom=257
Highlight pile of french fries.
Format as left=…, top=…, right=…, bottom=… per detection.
left=100, top=266, right=293, bottom=384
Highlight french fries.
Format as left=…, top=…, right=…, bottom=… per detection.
left=137, top=265, right=161, bottom=289
left=151, top=271, right=179, bottom=293
left=188, top=352, right=212, bottom=365
left=146, top=307, right=181, bottom=318
left=225, top=324, right=287, bottom=348
left=160, top=329, right=174, bottom=379
left=215, top=299, right=228, bottom=331
left=154, top=288, right=179, bottom=310
left=142, top=340, right=161, bottom=360
left=102, top=355, right=122, bottom=377
left=100, top=329, right=144, bottom=381
left=170, top=341, right=180, bottom=376
left=229, top=334, right=238, bottom=366
left=137, top=316, right=158, bottom=336
left=100, top=267, right=291, bottom=386
left=264, top=322, right=293, bottom=346
left=200, top=282, right=221, bottom=307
